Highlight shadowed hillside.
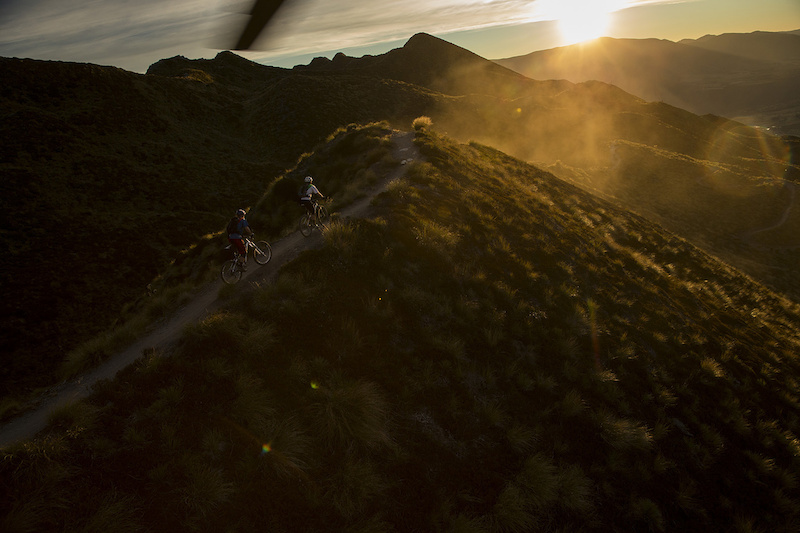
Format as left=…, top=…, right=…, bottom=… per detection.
left=2, top=32, right=798, bottom=420
left=0, top=56, right=279, bottom=402
left=495, top=30, right=800, bottom=136
left=2, top=126, right=799, bottom=532
left=0, top=53, right=442, bottom=409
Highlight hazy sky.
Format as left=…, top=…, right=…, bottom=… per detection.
left=0, top=0, right=799, bottom=73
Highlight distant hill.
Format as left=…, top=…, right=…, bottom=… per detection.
left=293, top=32, right=562, bottom=98
left=680, top=30, right=800, bottom=63
left=1, top=32, right=798, bottom=417
left=495, top=30, right=800, bottom=136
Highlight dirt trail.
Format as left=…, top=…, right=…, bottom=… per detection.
left=741, top=182, right=798, bottom=248
left=0, top=131, right=419, bottom=449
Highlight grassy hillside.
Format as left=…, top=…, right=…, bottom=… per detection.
left=2, top=33, right=798, bottom=423
left=0, top=56, right=280, bottom=404
left=300, top=33, right=799, bottom=304
left=3, top=126, right=799, bottom=532
left=0, top=55, right=439, bottom=410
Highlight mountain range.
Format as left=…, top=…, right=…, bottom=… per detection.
left=1, top=31, right=798, bottom=420
left=496, top=29, right=800, bottom=136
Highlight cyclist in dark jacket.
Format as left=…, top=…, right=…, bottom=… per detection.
left=227, top=209, right=253, bottom=269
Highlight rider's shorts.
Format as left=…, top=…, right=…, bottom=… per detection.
left=229, top=238, right=246, bottom=256
left=301, top=199, right=316, bottom=214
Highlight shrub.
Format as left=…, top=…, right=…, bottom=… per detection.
left=412, top=116, right=433, bottom=131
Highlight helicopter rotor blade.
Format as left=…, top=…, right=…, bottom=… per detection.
left=233, top=0, right=290, bottom=50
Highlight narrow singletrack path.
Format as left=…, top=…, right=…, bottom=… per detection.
left=741, top=182, right=798, bottom=249
left=0, top=131, right=420, bottom=448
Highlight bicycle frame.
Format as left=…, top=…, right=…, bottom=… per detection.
left=222, top=236, right=271, bottom=283
left=312, top=197, right=331, bottom=220
left=230, top=236, right=254, bottom=260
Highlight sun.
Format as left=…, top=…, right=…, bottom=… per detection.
left=537, top=0, right=625, bottom=45
left=558, top=9, right=611, bottom=44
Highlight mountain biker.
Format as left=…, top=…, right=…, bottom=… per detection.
left=227, top=208, right=253, bottom=269
left=299, top=176, right=325, bottom=217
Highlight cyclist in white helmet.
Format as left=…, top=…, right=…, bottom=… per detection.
left=299, top=176, right=325, bottom=216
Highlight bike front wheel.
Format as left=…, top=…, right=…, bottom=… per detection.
left=299, top=214, right=313, bottom=237
left=317, top=205, right=329, bottom=225
left=221, top=260, right=242, bottom=284
left=252, top=240, right=272, bottom=265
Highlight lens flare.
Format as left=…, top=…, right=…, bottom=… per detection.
left=703, top=125, right=791, bottom=197
left=537, top=0, right=627, bottom=45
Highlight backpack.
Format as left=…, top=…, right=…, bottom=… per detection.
left=226, top=217, right=239, bottom=236
left=298, top=183, right=312, bottom=201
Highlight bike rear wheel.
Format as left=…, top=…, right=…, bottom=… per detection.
left=252, top=240, right=272, bottom=265
left=221, top=260, right=242, bottom=284
left=299, top=214, right=313, bottom=237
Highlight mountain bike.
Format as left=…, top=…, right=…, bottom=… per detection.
left=299, top=197, right=330, bottom=237
left=221, top=235, right=272, bottom=284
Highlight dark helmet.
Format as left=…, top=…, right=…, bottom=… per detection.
left=236, top=209, right=246, bottom=217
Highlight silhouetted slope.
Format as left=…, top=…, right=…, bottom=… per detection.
left=2, top=127, right=799, bottom=531
left=0, top=57, right=276, bottom=396
left=296, top=32, right=555, bottom=98
left=147, top=50, right=288, bottom=89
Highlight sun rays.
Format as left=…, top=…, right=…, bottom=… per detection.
left=536, top=0, right=628, bottom=45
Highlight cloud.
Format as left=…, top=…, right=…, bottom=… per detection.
left=0, top=0, right=227, bottom=68
left=248, top=0, right=544, bottom=53
left=242, top=0, right=677, bottom=64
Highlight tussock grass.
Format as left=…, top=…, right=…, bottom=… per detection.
left=47, top=399, right=97, bottom=437
left=322, top=219, right=358, bottom=254
left=323, top=455, right=388, bottom=520
left=80, top=492, right=141, bottom=533
left=307, top=375, right=390, bottom=450
left=179, top=463, right=235, bottom=519
left=412, top=115, right=433, bottom=131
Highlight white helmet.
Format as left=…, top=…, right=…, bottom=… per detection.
left=304, top=176, right=313, bottom=183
